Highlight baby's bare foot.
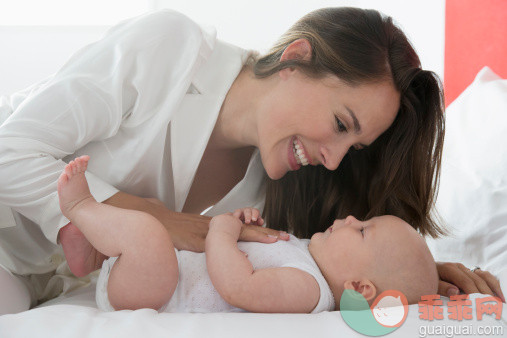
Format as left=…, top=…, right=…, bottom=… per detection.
left=57, top=155, right=94, bottom=219
left=60, top=222, right=108, bottom=277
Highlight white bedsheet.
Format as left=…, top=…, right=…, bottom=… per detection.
left=0, top=269, right=504, bottom=338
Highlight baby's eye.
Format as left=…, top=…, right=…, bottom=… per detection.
left=335, top=116, right=347, bottom=133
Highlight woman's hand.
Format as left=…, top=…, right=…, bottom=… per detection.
left=147, top=204, right=289, bottom=250
left=107, top=193, right=211, bottom=252
left=436, top=262, right=505, bottom=303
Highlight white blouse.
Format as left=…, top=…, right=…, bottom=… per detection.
left=0, top=10, right=266, bottom=276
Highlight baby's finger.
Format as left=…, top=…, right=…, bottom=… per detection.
left=475, top=269, right=505, bottom=303
left=248, top=214, right=264, bottom=226
left=251, top=208, right=260, bottom=223
left=232, top=209, right=243, bottom=220
left=251, top=217, right=264, bottom=226
left=243, top=208, right=252, bottom=224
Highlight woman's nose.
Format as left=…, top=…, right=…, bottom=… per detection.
left=320, top=145, right=348, bottom=171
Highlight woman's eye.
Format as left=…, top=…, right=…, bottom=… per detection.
left=335, top=116, right=347, bottom=133
left=350, top=145, right=366, bottom=152
left=360, top=227, right=364, bottom=236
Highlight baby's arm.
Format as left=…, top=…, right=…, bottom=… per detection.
left=205, top=213, right=320, bottom=313
left=58, top=156, right=179, bottom=311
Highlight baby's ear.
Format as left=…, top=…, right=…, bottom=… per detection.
left=343, top=279, right=377, bottom=301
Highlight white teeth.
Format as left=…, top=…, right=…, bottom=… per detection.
left=293, top=139, right=309, bottom=166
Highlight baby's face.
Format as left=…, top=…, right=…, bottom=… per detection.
left=308, top=215, right=420, bottom=292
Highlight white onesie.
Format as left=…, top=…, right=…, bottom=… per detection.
left=96, top=235, right=335, bottom=313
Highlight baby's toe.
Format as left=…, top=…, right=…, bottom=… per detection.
left=65, top=164, right=74, bottom=179
left=75, top=158, right=83, bottom=173
left=58, top=171, right=68, bottom=185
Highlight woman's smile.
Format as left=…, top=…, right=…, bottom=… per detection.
left=288, top=136, right=311, bottom=171
left=292, top=137, right=311, bottom=165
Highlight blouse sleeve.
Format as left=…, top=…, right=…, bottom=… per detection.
left=0, top=10, right=213, bottom=243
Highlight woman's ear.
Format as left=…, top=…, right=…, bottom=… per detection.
left=278, top=39, right=312, bottom=79
left=280, top=38, right=312, bottom=62
left=343, top=279, right=377, bottom=302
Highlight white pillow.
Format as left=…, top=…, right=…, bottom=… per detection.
left=427, top=67, right=507, bottom=276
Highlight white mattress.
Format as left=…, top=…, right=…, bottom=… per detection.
left=0, top=270, right=505, bottom=338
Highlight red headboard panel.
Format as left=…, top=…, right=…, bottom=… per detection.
left=444, top=0, right=507, bottom=106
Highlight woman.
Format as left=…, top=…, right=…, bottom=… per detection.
left=0, top=7, right=502, bottom=314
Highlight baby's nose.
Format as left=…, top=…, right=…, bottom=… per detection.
left=344, top=215, right=359, bottom=225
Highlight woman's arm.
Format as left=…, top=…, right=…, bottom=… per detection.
left=103, top=192, right=210, bottom=252
left=102, top=192, right=290, bottom=251
left=60, top=194, right=290, bottom=277
left=206, top=214, right=320, bottom=313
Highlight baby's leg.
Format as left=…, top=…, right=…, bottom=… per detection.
left=58, top=156, right=178, bottom=310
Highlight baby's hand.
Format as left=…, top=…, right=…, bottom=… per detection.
left=232, top=207, right=264, bottom=226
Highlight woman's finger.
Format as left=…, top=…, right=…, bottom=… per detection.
left=456, top=264, right=495, bottom=296
left=250, top=225, right=289, bottom=240
left=239, top=225, right=289, bottom=242
left=437, top=262, right=478, bottom=294
left=240, top=227, right=278, bottom=243
left=437, top=279, right=460, bottom=298
left=474, top=269, right=506, bottom=303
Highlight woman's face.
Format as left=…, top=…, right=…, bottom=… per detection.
left=257, top=69, right=400, bottom=180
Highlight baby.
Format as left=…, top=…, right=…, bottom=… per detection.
left=58, top=156, right=438, bottom=313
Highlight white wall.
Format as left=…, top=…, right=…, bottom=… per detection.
left=160, top=0, right=445, bottom=75
left=0, top=26, right=109, bottom=95
left=0, top=0, right=445, bottom=95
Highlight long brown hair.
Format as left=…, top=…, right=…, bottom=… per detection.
left=255, top=7, right=446, bottom=238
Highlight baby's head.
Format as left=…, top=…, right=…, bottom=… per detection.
left=308, top=215, right=438, bottom=309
